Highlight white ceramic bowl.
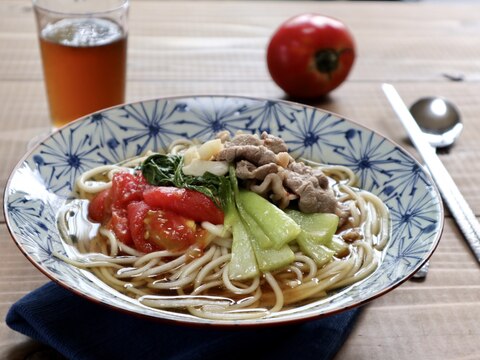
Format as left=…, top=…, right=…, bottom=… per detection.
left=4, top=96, right=443, bottom=326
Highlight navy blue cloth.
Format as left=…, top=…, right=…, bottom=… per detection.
left=6, top=282, right=361, bottom=360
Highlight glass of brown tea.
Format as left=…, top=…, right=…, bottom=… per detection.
left=33, top=0, right=129, bottom=128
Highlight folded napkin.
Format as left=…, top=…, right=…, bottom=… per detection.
left=6, top=282, right=361, bottom=360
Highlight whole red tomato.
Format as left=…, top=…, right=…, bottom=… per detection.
left=267, top=14, right=356, bottom=99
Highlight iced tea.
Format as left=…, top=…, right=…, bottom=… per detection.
left=39, top=17, right=127, bottom=127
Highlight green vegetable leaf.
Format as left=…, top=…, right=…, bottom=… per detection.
left=141, top=153, right=183, bottom=186
left=141, top=154, right=229, bottom=209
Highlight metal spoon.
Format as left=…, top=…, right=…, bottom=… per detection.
left=408, top=97, right=463, bottom=278
left=409, top=97, right=463, bottom=149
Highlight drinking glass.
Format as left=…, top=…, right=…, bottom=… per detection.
left=33, top=0, right=129, bottom=128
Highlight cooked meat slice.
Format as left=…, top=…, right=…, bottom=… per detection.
left=216, top=132, right=290, bottom=166
left=216, top=145, right=277, bottom=165
left=287, top=161, right=330, bottom=189
left=250, top=173, right=288, bottom=198
left=313, top=168, right=330, bottom=189
left=295, top=182, right=338, bottom=214
left=342, top=229, right=363, bottom=243
left=283, top=163, right=338, bottom=213
left=227, top=133, right=262, bottom=147
left=215, top=131, right=341, bottom=215
left=235, top=160, right=279, bottom=180
left=261, top=131, right=288, bottom=153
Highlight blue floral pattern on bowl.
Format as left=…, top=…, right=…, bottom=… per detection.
left=4, top=96, right=443, bottom=326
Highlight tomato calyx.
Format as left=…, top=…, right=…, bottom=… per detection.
left=314, top=48, right=340, bottom=75
left=314, top=48, right=353, bottom=78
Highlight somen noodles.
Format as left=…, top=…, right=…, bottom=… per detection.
left=56, top=131, right=390, bottom=320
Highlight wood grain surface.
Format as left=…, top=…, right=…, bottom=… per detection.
left=1, top=1, right=479, bottom=359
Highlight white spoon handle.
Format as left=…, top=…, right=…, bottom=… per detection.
left=382, top=83, right=480, bottom=263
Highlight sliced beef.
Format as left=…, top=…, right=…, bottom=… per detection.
left=286, top=162, right=330, bottom=190
left=283, top=166, right=337, bottom=214
left=216, top=131, right=343, bottom=215
left=216, top=143, right=277, bottom=165
left=342, top=229, right=363, bottom=243
left=227, top=133, right=262, bottom=147
left=235, top=160, right=279, bottom=180
left=261, top=131, right=288, bottom=153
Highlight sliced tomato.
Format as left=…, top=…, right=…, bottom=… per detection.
left=110, top=171, right=148, bottom=209
left=87, top=171, right=216, bottom=254
left=108, top=208, right=132, bottom=246
left=143, top=209, right=206, bottom=252
left=88, top=188, right=111, bottom=222
left=143, top=187, right=224, bottom=224
left=127, top=201, right=159, bottom=253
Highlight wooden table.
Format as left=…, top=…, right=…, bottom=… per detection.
left=1, top=1, right=480, bottom=359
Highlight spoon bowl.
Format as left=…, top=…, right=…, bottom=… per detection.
left=409, top=97, right=463, bottom=148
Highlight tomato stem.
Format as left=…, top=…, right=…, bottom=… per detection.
left=314, top=48, right=340, bottom=75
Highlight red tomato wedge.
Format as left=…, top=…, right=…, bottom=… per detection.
left=109, top=208, right=132, bottom=246
left=110, top=171, right=148, bottom=208
left=87, top=171, right=220, bottom=254
left=143, top=187, right=224, bottom=225
left=127, top=201, right=159, bottom=253
left=143, top=209, right=205, bottom=252
left=88, top=188, right=111, bottom=222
